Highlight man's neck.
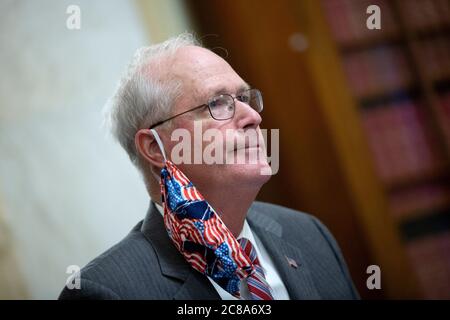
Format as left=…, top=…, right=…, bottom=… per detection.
left=203, top=187, right=259, bottom=237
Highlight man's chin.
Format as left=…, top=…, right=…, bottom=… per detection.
left=228, top=162, right=272, bottom=184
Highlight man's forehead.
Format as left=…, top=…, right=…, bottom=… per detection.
left=170, top=46, right=248, bottom=96
left=174, top=45, right=222, bottom=63
left=171, top=46, right=231, bottom=77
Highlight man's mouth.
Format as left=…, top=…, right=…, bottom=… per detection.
left=232, top=142, right=261, bottom=152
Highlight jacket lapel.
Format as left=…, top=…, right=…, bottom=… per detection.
left=247, top=208, right=321, bottom=299
left=140, top=201, right=321, bottom=300
left=140, top=201, right=220, bottom=300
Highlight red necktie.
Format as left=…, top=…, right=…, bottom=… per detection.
left=238, top=237, right=274, bottom=300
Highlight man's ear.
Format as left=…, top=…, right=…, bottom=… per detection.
left=135, top=129, right=165, bottom=169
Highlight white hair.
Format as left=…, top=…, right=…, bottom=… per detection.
left=103, top=32, right=201, bottom=170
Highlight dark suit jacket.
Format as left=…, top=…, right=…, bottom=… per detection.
left=59, top=201, right=359, bottom=299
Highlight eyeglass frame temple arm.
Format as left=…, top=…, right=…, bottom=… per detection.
left=149, top=104, right=208, bottom=129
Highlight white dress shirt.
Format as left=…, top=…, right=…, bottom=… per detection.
left=154, top=202, right=290, bottom=300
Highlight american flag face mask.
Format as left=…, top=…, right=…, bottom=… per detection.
left=150, top=129, right=255, bottom=298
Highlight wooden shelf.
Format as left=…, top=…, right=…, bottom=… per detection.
left=337, top=25, right=450, bottom=54
left=358, top=84, right=421, bottom=109
left=409, top=24, right=450, bottom=41
left=399, top=207, right=450, bottom=242
left=338, top=32, right=403, bottom=53
left=396, top=201, right=450, bottom=227
left=386, top=166, right=450, bottom=192
left=434, top=77, right=450, bottom=93
left=355, top=72, right=450, bottom=109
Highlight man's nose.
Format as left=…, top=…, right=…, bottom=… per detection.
left=233, top=100, right=262, bottom=129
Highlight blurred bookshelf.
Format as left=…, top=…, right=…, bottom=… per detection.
left=321, top=0, right=450, bottom=299
left=186, top=0, right=449, bottom=298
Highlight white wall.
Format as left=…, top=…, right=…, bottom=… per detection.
left=0, top=0, right=188, bottom=299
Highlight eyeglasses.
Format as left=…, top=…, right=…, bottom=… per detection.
left=149, top=88, right=263, bottom=129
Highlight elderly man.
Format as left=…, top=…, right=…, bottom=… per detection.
left=59, top=33, right=358, bottom=300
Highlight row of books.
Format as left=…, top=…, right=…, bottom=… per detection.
left=322, top=0, right=450, bottom=301
left=418, top=36, right=450, bottom=80
left=406, top=231, right=450, bottom=299
left=343, top=45, right=413, bottom=97
left=321, top=0, right=399, bottom=45
left=388, top=183, right=450, bottom=220
left=360, top=97, right=446, bottom=184
left=322, top=0, right=450, bottom=45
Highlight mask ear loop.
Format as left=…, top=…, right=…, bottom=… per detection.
left=150, top=129, right=167, bottom=162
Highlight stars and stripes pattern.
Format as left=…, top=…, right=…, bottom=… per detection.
left=159, top=160, right=256, bottom=298
left=238, top=237, right=274, bottom=300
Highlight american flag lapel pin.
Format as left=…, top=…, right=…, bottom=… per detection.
left=285, top=256, right=299, bottom=269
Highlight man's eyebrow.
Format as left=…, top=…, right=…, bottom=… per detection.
left=211, top=83, right=251, bottom=97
